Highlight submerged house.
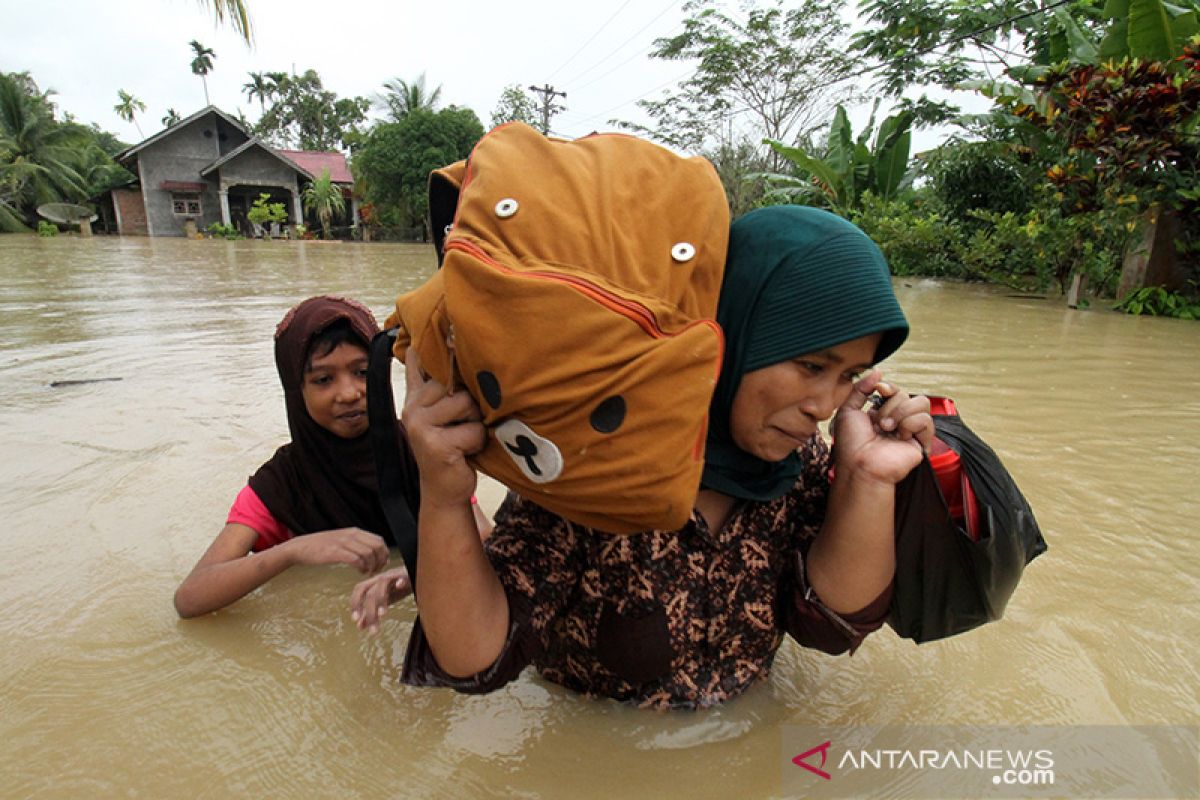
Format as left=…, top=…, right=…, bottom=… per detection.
left=107, top=106, right=356, bottom=237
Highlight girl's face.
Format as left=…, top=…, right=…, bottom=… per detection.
left=729, top=333, right=881, bottom=462
left=301, top=341, right=370, bottom=438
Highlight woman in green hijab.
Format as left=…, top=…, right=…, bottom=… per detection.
left=368, top=205, right=934, bottom=709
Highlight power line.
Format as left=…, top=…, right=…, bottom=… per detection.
left=546, top=0, right=638, bottom=82
left=562, top=0, right=684, bottom=88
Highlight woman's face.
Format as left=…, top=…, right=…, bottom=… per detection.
left=729, top=332, right=881, bottom=462
left=301, top=341, right=370, bottom=438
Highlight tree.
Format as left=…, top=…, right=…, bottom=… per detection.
left=0, top=72, right=89, bottom=230
left=490, top=84, right=539, bottom=128
left=193, top=0, right=253, bottom=44
left=377, top=73, right=442, bottom=121
left=113, top=89, right=146, bottom=138
left=255, top=69, right=369, bottom=151
left=302, top=168, right=346, bottom=239
left=762, top=103, right=915, bottom=215
left=243, top=71, right=271, bottom=114
left=162, top=108, right=182, bottom=128
left=615, top=0, right=861, bottom=163
left=189, top=40, right=216, bottom=106
left=353, top=106, right=484, bottom=237
left=851, top=0, right=1200, bottom=121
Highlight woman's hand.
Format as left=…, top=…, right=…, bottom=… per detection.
left=280, top=527, right=389, bottom=574
left=350, top=566, right=412, bottom=634
left=401, top=348, right=487, bottom=507
left=831, top=369, right=933, bottom=485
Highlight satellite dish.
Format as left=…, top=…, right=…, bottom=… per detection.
left=37, top=203, right=98, bottom=224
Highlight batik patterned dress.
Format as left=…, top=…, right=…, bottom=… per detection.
left=403, top=436, right=891, bottom=709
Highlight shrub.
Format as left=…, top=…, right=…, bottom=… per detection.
left=206, top=221, right=242, bottom=240
left=36, top=220, right=58, bottom=237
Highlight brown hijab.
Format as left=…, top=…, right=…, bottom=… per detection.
left=248, top=295, right=418, bottom=543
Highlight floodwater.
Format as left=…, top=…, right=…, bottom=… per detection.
left=0, top=236, right=1197, bottom=799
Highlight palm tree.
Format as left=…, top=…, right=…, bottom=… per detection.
left=0, top=74, right=87, bottom=230
left=189, top=40, right=216, bottom=106
left=162, top=108, right=182, bottom=128
left=377, top=73, right=442, bottom=121
left=302, top=168, right=345, bottom=239
left=193, top=0, right=253, bottom=45
left=113, top=89, right=146, bottom=139
left=243, top=71, right=271, bottom=114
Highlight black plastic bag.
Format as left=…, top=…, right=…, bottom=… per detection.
left=889, top=414, right=1047, bottom=643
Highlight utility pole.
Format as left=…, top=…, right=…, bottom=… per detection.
left=527, top=84, right=567, bottom=135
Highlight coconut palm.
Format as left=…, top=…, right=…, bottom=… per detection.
left=194, top=0, right=253, bottom=44
left=162, top=108, right=182, bottom=128
left=189, top=40, right=216, bottom=106
left=301, top=168, right=345, bottom=239
left=243, top=71, right=271, bottom=114
left=377, top=73, right=442, bottom=121
left=114, top=89, right=146, bottom=139
left=0, top=73, right=87, bottom=230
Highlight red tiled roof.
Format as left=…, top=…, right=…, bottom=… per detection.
left=278, top=150, right=353, bottom=184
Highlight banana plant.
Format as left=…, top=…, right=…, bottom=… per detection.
left=761, top=101, right=914, bottom=214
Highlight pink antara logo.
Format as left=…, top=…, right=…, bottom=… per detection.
left=792, top=740, right=833, bottom=780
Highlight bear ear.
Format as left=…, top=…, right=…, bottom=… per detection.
left=428, top=160, right=466, bottom=266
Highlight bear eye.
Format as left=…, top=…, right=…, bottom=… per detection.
left=590, top=395, right=626, bottom=433
left=477, top=370, right=502, bottom=409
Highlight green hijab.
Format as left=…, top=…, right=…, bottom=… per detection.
left=701, top=205, right=909, bottom=501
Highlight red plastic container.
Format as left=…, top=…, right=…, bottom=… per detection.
left=927, top=396, right=980, bottom=541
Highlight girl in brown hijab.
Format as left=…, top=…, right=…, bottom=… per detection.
left=174, top=295, right=422, bottom=617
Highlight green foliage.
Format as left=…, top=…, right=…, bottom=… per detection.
left=206, top=221, right=242, bottom=239
left=246, top=193, right=287, bottom=229
left=490, top=85, right=539, bottom=129
left=923, top=140, right=1036, bottom=223
left=189, top=40, right=216, bottom=106
left=254, top=69, right=370, bottom=151
left=851, top=192, right=1131, bottom=293
left=113, top=89, right=145, bottom=138
left=762, top=102, right=914, bottom=214
left=1113, top=284, right=1200, bottom=316
left=353, top=106, right=484, bottom=237
left=704, top=136, right=771, bottom=217
left=1100, top=0, right=1200, bottom=60
left=377, top=73, right=442, bottom=122
left=36, top=220, right=57, bottom=236
left=301, top=168, right=346, bottom=239
left=616, top=0, right=861, bottom=155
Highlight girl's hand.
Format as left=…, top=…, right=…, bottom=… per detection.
left=350, top=566, right=412, bottom=634
left=401, top=348, right=487, bottom=507
left=281, top=527, right=389, bottom=574
left=831, top=370, right=933, bottom=485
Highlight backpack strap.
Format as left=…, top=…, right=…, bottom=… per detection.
left=368, top=328, right=419, bottom=585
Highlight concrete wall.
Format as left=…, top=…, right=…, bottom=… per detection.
left=217, top=147, right=302, bottom=224
left=136, top=113, right=226, bottom=236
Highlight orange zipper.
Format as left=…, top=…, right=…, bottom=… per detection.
left=446, top=238, right=665, bottom=338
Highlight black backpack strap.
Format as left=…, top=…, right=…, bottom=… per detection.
left=368, top=328, right=419, bottom=585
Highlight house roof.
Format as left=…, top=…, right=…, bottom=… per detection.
left=116, top=106, right=250, bottom=163
left=278, top=150, right=353, bottom=184
left=199, top=139, right=314, bottom=180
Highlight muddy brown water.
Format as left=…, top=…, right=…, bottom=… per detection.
left=1, top=236, right=1196, bottom=798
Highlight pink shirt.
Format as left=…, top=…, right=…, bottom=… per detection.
left=226, top=485, right=294, bottom=552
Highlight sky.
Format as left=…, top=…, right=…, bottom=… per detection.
left=3, top=0, right=985, bottom=151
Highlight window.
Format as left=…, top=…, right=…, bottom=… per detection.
left=171, top=193, right=202, bottom=216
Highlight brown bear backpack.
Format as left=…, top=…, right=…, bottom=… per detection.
left=367, top=122, right=729, bottom=578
